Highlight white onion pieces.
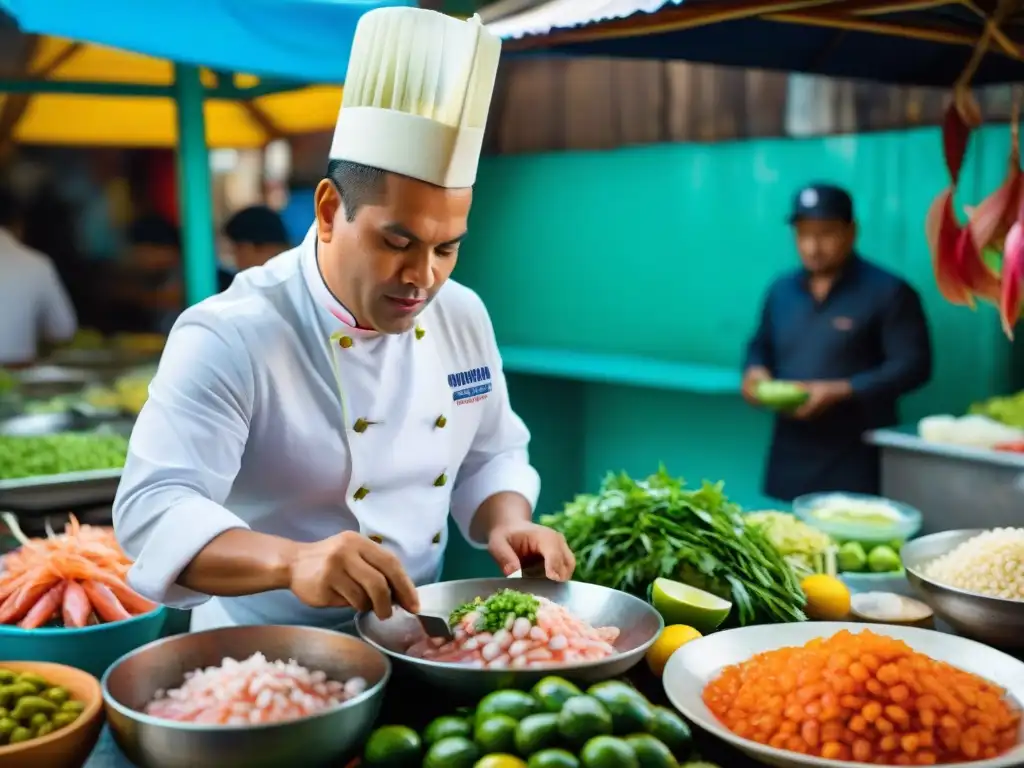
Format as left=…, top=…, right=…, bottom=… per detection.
left=923, top=528, right=1024, bottom=601
left=144, top=652, right=367, bottom=725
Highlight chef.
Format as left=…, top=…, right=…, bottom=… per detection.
left=112, top=7, right=574, bottom=632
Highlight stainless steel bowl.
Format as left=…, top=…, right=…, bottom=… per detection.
left=102, top=625, right=390, bottom=768
left=903, top=528, right=1024, bottom=648
left=356, top=578, right=663, bottom=699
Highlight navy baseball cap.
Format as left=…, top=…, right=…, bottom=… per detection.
left=788, top=183, right=854, bottom=224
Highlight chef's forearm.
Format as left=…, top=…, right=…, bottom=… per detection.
left=177, top=529, right=298, bottom=597
left=468, top=491, right=533, bottom=542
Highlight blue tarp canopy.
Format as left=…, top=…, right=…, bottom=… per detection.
left=484, top=0, right=1024, bottom=87
left=0, top=0, right=412, bottom=82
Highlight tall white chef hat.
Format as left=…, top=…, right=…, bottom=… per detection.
left=329, top=7, right=502, bottom=190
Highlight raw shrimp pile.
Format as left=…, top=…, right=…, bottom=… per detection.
left=0, top=514, right=156, bottom=629
left=145, top=653, right=368, bottom=725
left=406, top=591, right=621, bottom=669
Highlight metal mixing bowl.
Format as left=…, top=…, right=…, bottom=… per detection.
left=356, top=578, right=663, bottom=699
left=903, top=528, right=1024, bottom=649
left=102, top=625, right=390, bottom=768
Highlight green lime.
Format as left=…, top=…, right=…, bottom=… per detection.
left=649, top=578, right=731, bottom=634
left=624, top=734, right=679, bottom=768
left=515, top=712, right=561, bottom=756
left=531, top=676, right=583, bottom=713
left=646, top=708, right=692, bottom=758
left=867, top=544, right=902, bottom=573
left=837, top=541, right=867, bottom=572
left=557, top=695, right=613, bottom=747
left=580, top=735, right=639, bottom=768
left=424, top=736, right=481, bottom=768
left=528, top=749, right=580, bottom=768
left=475, top=690, right=538, bottom=729
left=364, top=725, right=422, bottom=766
left=425, top=715, right=472, bottom=746
left=754, top=380, right=808, bottom=411
left=475, top=714, right=519, bottom=754
left=586, top=682, right=654, bottom=734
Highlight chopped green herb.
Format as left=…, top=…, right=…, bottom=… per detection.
left=448, top=589, right=540, bottom=632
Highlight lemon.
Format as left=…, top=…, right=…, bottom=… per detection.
left=650, top=578, right=731, bottom=634
left=645, top=625, right=702, bottom=678
left=801, top=574, right=851, bottom=620
left=475, top=756, right=528, bottom=768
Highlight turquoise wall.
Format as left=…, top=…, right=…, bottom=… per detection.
left=442, top=125, right=1017, bottom=580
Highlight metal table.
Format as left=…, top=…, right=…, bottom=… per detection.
left=865, top=427, right=1024, bottom=533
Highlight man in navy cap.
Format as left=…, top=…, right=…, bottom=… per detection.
left=218, top=205, right=291, bottom=292
left=741, top=183, right=933, bottom=501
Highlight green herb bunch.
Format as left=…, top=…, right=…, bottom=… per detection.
left=540, top=467, right=807, bottom=625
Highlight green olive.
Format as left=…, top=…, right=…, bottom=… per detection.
left=0, top=717, right=16, bottom=739
left=29, top=712, right=49, bottom=729
left=0, top=671, right=16, bottom=685
left=8, top=726, right=31, bottom=744
left=51, top=711, right=79, bottom=729
left=35, top=722, right=54, bottom=738
left=16, top=674, right=49, bottom=693
left=10, top=696, right=57, bottom=721
left=42, top=687, right=69, bottom=705
left=60, top=700, right=85, bottom=713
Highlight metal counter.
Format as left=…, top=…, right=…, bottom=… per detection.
left=865, top=427, right=1024, bottom=532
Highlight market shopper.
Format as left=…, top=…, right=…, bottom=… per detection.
left=741, top=183, right=932, bottom=501
left=0, top=185, right=78, bottom=366
left=217, top=205, right=291, bottom=292
left=113, top=8, right=574, bottom=632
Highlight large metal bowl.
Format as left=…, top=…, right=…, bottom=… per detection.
left=903, top=529, right=1024, bottom=649
left=101, top=625, right=390, bottom=768
left=356, top=578, right=663, bottom=699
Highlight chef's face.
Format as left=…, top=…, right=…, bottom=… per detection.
left=793, top=218, right=856, bottom=276
left=315, top=173, right=471, bottom=334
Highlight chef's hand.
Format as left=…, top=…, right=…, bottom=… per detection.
left=741, top=366, right=771, bottom=406
left=488, top=521, right=576, bottom=581
left=287, top=532, right=420, bottom=620
left=792, top=379, right=852, bottom=420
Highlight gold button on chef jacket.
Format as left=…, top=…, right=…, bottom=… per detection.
left=112, top=224, right=540, bottom=632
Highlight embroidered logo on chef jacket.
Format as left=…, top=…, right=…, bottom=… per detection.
left=448, top=366, right=492, bottom=405
left=832, top=316, right=854, bottom=331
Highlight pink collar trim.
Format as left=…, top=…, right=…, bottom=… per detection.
left=300, top=226, right=377, bottom=336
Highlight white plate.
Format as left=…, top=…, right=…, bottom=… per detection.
left=663, top=621, right=1024, bottom=768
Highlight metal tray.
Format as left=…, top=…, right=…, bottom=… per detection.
left=14, top=365, right=99, bottom=399
left=45, top=347, right=159, bottom=375
left=0, top=468, right=122, bottom=512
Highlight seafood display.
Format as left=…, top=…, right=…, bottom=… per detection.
left=703, top=629, right=1021, bottom=764
left=0, top=667, right=87, bottom=746
left=0, top=515, right=156, bottom=629
left=405, top=589, right=620, bottom=669
left=144, top=653, right=368, bottom=725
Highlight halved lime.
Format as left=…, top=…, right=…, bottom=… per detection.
left=650, top=579, right=731, bottom=634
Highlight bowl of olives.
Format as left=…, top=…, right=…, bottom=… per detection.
left=0, top=661, right=103, bottom=766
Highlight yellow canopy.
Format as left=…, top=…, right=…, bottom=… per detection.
left=0, top=36, right=342, bottom=148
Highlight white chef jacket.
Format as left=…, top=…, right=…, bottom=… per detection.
left=0, top=227, right=77, bottom=365
left=112, top=225, right=540, bottom=631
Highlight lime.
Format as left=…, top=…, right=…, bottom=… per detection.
left=754, top=380, right=808, bottom=410
left=531, top=676, right=582, bottom=713
left=624, top=734, right=679, bottom=768
left=649, top=579, right=731, bottom=634
left=586, top=682, right=654, bottom=734
left=515, top=712, right=561, bottom=755
left=424, top=736, right=480, bottom=768
left=557, top=695, right=613, bottom=747
left=580, top=735, right=640, bottom=768
left=837, top=541, right=867, bottom=573
left=425, top=715, right=472, bottom=746
left=475, top=755, right=528, bottom=768
left=867, top=544, right=902, bottom=573
left=528, top=749, right=580, bottom=768
left=364, top=725, right=422, bottom=766
left=475, top=714, right=519, bottom=754
left=475, top=690, right=538, bottom=729
left=646, top=708, right=692, bottom=758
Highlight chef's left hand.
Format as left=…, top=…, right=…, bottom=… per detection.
left=487, top=521, right=576, bottom=581
left=793, top=379, right=852, bottom=420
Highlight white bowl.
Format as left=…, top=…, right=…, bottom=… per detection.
left=663, top=621, right=1024, bottom=768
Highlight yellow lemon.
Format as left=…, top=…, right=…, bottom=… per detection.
left=474, top=756, right=527, bottom=768
left=801, top=574, right=852, bottom=620
left=645, top=624, right=702, bottom=677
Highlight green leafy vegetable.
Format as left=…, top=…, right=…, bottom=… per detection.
left=449, top=589, right=540, bottom=631
left=0, top=433, right=128, bottom=480
left=540, top=467, right=806, bottom=625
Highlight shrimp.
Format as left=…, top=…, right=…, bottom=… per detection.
left=406, top=593, right=620, bottom=669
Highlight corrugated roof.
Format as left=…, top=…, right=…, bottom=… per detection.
left=485, top=0, right=682, bottom=40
